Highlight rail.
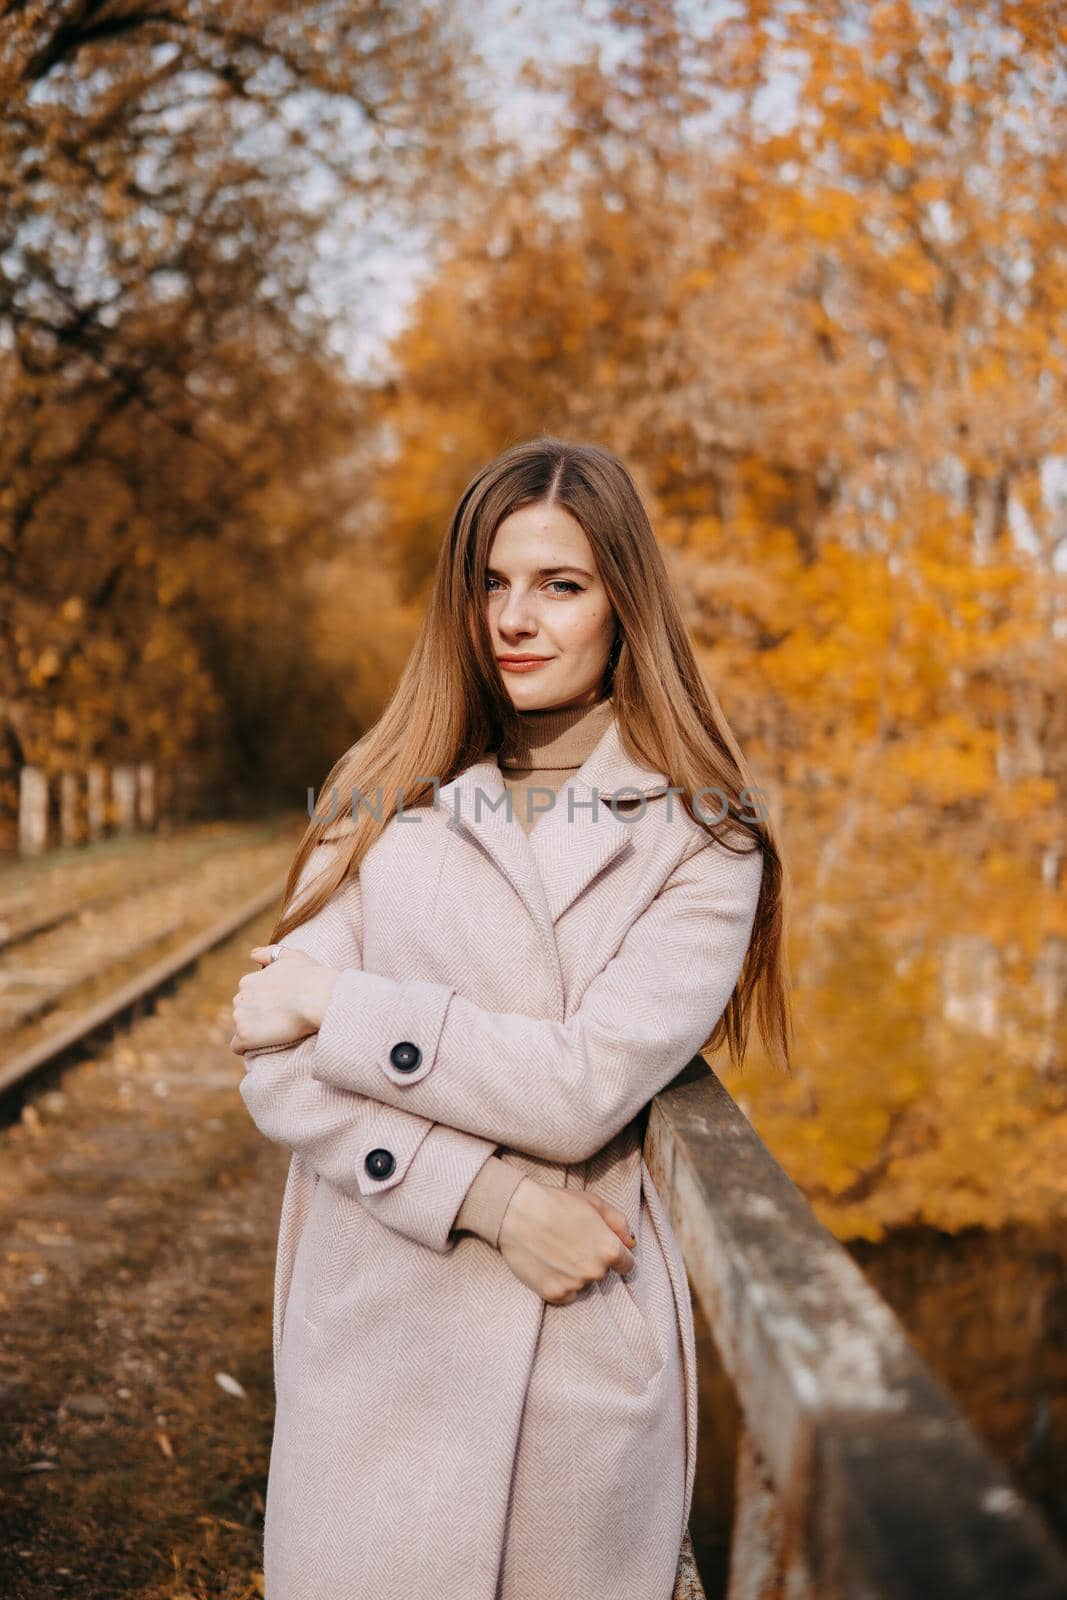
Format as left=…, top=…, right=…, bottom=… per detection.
left=650, top=1058, right=1067, bottom=1600
left=0, top=879, right=285, bottom=1096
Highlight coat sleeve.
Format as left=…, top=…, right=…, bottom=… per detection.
left=236, top=843, right=520, bottom=1254
left=309, top=831, right=765, bottom=1165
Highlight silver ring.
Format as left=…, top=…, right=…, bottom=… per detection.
left=268, top=945, right=281, bottom=963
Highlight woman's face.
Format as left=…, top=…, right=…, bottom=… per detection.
left=484, top=503, right=616, bottom=710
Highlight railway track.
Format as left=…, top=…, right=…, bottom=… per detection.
left=0, top=820, right=298, bottom=1099
left=0, top=879, right=285, bottom=1096
left=0, top=832, right=272, bottom=952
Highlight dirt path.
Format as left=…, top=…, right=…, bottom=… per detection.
left=0, top=914, right=290, bottom=1600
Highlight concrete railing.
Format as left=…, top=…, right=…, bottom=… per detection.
left=651, top=1058, right=1067, bottom=1600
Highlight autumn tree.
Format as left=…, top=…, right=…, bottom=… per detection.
left=0, top=0, right=488, bottom=832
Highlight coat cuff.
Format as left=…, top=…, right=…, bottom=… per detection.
left=311, top=967, right=454, bottom=1093
left=356, top=1115, right=501, bottom=1251
left=452, top=1156, right=528, bottom=1248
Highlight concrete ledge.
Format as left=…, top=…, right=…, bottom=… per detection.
left=646, top=1059, right=1067, bottom=1600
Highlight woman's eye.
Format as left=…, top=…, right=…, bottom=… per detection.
left=485, top=578, right=583, bottom=595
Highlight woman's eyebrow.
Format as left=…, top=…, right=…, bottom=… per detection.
left=486, top=565, right=595, bottom=580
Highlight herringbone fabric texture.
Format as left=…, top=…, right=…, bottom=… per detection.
left=237, top=709, right=763, bottom=1599
left=455, top=693, right=620, bottom=1242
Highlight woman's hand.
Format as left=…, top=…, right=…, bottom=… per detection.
left=496, top=1178, right=637, bottom=1303
left=229, top=946, right=340, bottom=1056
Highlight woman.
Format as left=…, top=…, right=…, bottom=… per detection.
left=230, top=436, right=791, bottom=1600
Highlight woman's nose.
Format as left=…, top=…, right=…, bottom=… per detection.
left=497, top=591, right=537, bottom=633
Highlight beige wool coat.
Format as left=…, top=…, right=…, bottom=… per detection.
left=237, top=711, right=764, bottom=1600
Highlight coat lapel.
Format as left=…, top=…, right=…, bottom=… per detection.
left=437, top=713, right=670, bottom=935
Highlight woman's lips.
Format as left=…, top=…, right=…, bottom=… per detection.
left=498, top=657, right=552, bottom=673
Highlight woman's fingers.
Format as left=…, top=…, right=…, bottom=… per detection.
left=606, top=1236, right=636, bottom=1277
left=249, top=945, right=296, bottom=964
left=583, top=1191, right=637, bottom=1250
left=497, top=1182, right=640, bottom=1302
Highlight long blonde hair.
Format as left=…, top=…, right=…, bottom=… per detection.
left=270, top=435, right=793, bottom=1073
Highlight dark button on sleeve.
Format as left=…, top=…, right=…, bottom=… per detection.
left=364, top=1148, right=396, bottom=1180
left=389, top=1041, right=422, bottom=1073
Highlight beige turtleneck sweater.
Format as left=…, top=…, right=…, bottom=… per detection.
left=449, top=694, right=616, bottom=1248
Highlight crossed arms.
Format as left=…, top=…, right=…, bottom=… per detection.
left=237, top=834, right=763, bottom=1255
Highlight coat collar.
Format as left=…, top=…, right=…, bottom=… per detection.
left=437, top=712, right=671, bottom=935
